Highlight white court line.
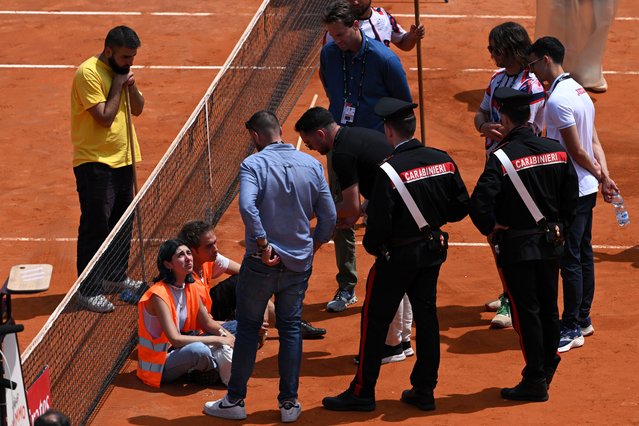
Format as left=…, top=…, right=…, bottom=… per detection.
left=2, top=64, right=639, bottom=77
left=1, top=11, right=637, bottom=20
left=0, top=10, right=253, bottom=16
left=0, top=237, right=634, bottom=251
left=394, top=13, right=638, bottom=21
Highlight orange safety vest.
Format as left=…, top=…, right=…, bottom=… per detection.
left=136, top=280, right=201, bottom=387
left=192, top=262, right=215, bottom=312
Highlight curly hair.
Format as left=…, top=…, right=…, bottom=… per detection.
left=489, top=22, right=532, bottom=68
left=178, top=220, right=214, bottom=249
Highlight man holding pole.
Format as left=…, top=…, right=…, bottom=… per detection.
left=71, top=25, right=145, bottom=313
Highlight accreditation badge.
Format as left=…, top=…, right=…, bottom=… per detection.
left=340, top=102, right=356, bottom=125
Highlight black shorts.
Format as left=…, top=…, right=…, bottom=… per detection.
left=209, top=275, right=238, bottom=321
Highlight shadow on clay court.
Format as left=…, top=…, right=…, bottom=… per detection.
left=438, top=304, right=487, bottom=330
left=113, top=368, right=225, bottom=397
left=302, top=300, right=361, bottom=323
left=253, top=351, right=358, bottom=379
left=453, top=89, right=485, bottom=112
left=11, top=293, right=65, bottom=320
left=594, top=245, right=639, bottom=268
left=441, top=327, right=520, bottom=355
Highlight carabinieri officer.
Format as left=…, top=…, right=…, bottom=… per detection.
left=322, top=97, right=469, bottom=413
left=470, top=87, right=578, bottom=402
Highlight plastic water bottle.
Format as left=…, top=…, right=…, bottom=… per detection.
left=611, top=192, right=630, bottom=227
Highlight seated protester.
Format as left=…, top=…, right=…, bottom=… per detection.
left=137, top=239, right=235, bottom=388
left=178, top=220, right=326, bottom=340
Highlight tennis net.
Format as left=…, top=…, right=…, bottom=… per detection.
left=20, top=0, right=332, bottom=423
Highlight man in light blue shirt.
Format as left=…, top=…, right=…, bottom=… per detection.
left=204, top=111, right=336, bottom=423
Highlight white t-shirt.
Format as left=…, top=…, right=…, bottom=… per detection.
left=545, top=73, right=598, bottom=197
left=325, top=7, right=406, bottom=47
left=480, top=68, right=546, bottom=155
left=210, top=253, right=230, bottom=279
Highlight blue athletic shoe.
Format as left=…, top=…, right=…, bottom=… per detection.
left=558, top=325, right=584, bottom=353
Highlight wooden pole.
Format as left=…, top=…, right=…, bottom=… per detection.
left=414, top=0, right=426, bottom=144
left=124, top=88, right=139, bottom=195
left=124, top=87, right=146, bottom=281
left=296, top=93, right=319, bottom=150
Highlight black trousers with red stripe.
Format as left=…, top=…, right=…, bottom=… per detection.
left=502, top=259, right=561, bottom=383
left=349, top=259, right=442, bottom=399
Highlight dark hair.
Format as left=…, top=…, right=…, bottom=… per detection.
left=178, top=220, right=214, bottom=249
left=245, top=110, right=280, bottom=135
left=489, top=22, right=532, bottom=68
left=386, top=116, right=416, bottom=139
left=530, top=36, right=565, bottom=65
left=294, top=107, right=336, bottom=133
left=500, top=104, right=531, bottom=126
left=153, top=239, right=195, bottom=285
left=105, top=25, right=141, bottom=50
left=322, top=0, right=356, bottom=27
left=34, top=409, right=70, bottom=426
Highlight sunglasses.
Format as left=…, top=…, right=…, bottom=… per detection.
left=527, top=57, right=543, bottom=69
left=245, top=121, right=257, bottom=133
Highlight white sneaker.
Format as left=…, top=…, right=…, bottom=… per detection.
left=484, top=297, right=501, bottom=312
left=280, top=399, right=301, bottom=423
left=490, top=295, right=512, bottom=328
left=77, top=294, right=114, bottom=313
left=103, top=277, right=144, bottom=293
left=204, top=395, right=247, bottom=420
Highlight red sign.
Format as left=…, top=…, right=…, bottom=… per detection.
left=26, top=366, right=52, bottom=425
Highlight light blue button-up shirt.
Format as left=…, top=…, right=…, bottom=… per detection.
left=239, top=143, right=336, bottom=272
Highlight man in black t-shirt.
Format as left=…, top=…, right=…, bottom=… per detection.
left=295, top=107, right=414, bottom=364
left=295, top=105, right=391, bottom=278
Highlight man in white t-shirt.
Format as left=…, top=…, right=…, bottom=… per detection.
left=528, top=36, right=618, bottom=353
left=325, top=0, right=425, bottom=50
left=178, top=220, right=326, bottom=339
left=474, top=22, right=546, bottom=329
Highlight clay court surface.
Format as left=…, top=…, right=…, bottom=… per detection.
left=0, top=0, right=638, bottom=424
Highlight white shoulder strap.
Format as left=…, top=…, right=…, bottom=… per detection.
left=493, top=149, right=545, bottom=224
left=379, top=162, right=429, bottom=230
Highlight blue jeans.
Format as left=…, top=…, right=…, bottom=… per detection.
left=227, top=256, right=310, bottom=403
left=561, top=193, right=597, bottom=327
left=161, top=342, right=215, bottom=383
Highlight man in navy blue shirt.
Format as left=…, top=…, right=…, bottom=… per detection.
left=204, top=111, right=336, bottom=423
left=320, top=0, right=412, bottom=133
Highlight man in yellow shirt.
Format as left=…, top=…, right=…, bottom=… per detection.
left=71, top=25, right=145, bottom=313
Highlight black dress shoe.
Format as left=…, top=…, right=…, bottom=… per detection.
left=322, top=390, right=376, bottom=412
left=301, top=320, right=326, bottom=339
left=501, top=379, right=549, bottom=402
left=401, top=388, right=435, bottom=411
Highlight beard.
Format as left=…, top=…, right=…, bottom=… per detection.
left=108, top=56, right=130, bottom=75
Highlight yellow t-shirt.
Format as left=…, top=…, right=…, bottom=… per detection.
left=71, top=56, right=142, bottom=168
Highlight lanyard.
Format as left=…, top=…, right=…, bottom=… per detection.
left=342, top=37, right=370, bottom=110
left=548, top=73, right=571, bottom=97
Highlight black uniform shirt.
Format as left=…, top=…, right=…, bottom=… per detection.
left=332, top=126, right=393, bottom=199
left=363, top=139, right=470, bottom=265
left=470, top=126, right=579, bottom=263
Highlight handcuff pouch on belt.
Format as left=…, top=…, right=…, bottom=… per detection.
left=426, top=228, right=449, bottom=253
left=379, top=162, right=447, bottom=259
left=540, top=219, right=564, bottom=247
left=493, top=149, right=563, bottom=250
